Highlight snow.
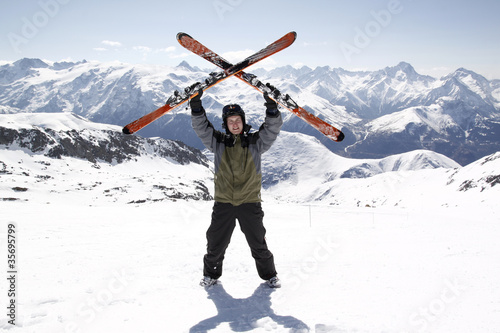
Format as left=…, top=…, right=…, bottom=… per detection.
left=366, top=104, right=461, bottom=136
left=262, top=131, right=462, bottom=204
left=1, top=121, right=500, bottom=332
left=1, top=199, right=499, bottom=332
left=367, top=107, right=424, bottom=133
left=0, top=112, right=120, bottom=132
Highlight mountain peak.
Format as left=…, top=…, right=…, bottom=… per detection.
left=385, top=61, right=418, bottom=77
left=449, top=67, right=489, bottom=83
left=13, top=58, right=49, bottom=70
left=176, top=60, right=195, bottom=71
left=51, top=59, right=88, bottom=70
left=264, top=64, right=313, bottom=79
left=396, top=61, right=413, bottom=69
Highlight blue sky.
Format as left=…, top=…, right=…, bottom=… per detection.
left=1, top=0, right=499, bottom=79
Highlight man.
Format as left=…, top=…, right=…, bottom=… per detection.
left=190, top=85, right=283, bottom=288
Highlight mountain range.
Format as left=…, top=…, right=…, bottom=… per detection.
left=1, top=58, right=500, bottom=165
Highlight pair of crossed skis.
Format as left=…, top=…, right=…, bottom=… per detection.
left=123, top=32, right=344, bottom=142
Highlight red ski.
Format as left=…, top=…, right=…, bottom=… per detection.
left=122, top=32, right=296, bottom=134
left=177, top=33, right=344, bottom=142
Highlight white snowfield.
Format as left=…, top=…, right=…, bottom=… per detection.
left=1, top=113, right=499, bottom=332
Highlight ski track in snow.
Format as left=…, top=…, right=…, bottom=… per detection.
left=1, top=201, right=499, bottom=333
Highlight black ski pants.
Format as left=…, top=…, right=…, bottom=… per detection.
left=203, top=202, right=277, bottom=280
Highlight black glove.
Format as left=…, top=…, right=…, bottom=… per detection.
left=189, top=87, right=203, bottom=114
left=264, top=83, right=279, bottom=116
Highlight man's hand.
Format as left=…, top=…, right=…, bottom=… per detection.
left=190, top=86, right=203, bottom=113
left=264, top=83, right=279, bottom=115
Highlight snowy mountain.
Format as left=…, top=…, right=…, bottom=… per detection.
left=258, top=62, right=500, bottom=165
left=0, top=112, right=208, bottom=166
left=0, top=113, right=213, bottom=204
left=1, top=58, right=500, bottom=165
left=262, top=131, right=460, bottom=187
left=261, top=130, right=500, bottom=208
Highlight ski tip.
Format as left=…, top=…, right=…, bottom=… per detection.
left=336, top=131, right=345, bottom=142
left=122, top=126, right=133, bottom=135
left=177, top=32, right=192, bottom=41
left=286, top=31, right=297, bottom=46
left=286, top=31, right=297, bottom=43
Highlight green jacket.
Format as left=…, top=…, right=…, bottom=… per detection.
left=191, top=109, right=282, bottom=206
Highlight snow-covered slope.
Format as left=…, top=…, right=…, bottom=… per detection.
left=447, top=152, right=500, bottom=193
left=1, top=112, right=496, bottom=210
left=262, top=131, right=463, bottom=205
left=2, top=199, right=499, bottom=332
left=1, top=113, right=500, bottom=332
left=0, top=113, right=213, bottom=204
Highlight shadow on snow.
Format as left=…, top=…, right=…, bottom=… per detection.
left=189, top=283, right=309, bottom=332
